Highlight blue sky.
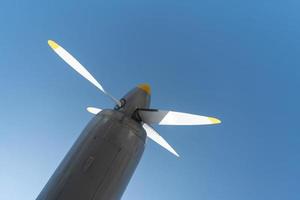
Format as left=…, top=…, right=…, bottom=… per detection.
left=0, top=0, right=299, bottom=199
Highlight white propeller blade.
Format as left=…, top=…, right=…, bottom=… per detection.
left=87, top=107, right=102, bottom=115
left=138, top=109, right=221, bottom=125
left=143, top=123, right=179, bottom=157
left=48, top=40, right=121, bottom=107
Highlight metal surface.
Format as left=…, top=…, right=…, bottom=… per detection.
left=37, top=87, right=150, bottom=200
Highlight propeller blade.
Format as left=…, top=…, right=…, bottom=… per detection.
left=48, top=40, right=121, bottom=107
left=143, top=123, right=179, bottom=157
left=138, top=109, right=221, bottom=125
left=87, top=107, right=102, bottom=115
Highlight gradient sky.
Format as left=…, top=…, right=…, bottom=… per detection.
left=0, top=0, right=299, bottom=199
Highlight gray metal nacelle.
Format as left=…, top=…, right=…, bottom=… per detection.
left=37, top=85, right=151, bottom=200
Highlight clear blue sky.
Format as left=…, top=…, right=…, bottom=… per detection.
left=0, top=0, right=299, bottom=199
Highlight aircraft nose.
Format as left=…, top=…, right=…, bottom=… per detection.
left=137, top=83, right=151, bottom=95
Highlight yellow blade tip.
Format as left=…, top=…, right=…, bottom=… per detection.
left=48, top=40, right=59, bottom=49
left=208, top=117, right=221, bottom=124
left=138, top=83, right=151, bottom=95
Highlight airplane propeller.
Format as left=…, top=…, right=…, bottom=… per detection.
left=49, top=40, right=221, bottom=158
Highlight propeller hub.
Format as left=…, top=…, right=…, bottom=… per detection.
left=117, top=84, right=151, bottom=117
